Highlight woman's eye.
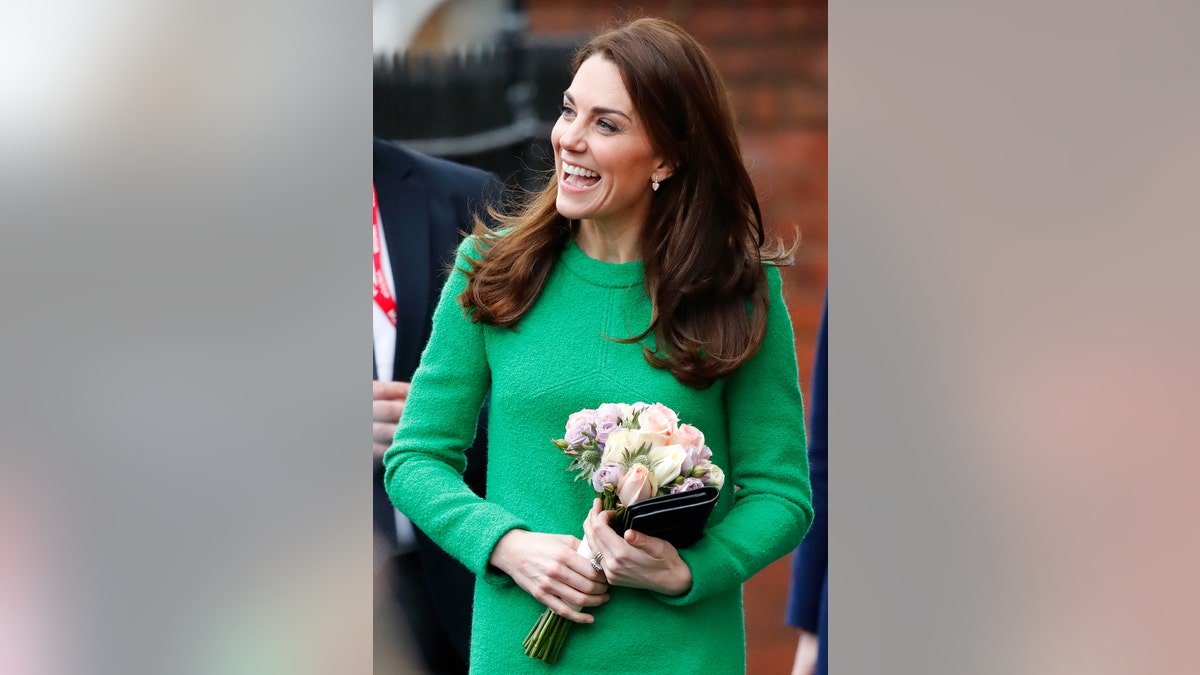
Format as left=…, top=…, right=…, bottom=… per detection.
left=598, top=119, right=618, bottom=133
left=559, top=104, right=575, bottom=117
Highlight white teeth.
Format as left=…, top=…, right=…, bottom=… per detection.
left=563, top=162, right=598, bottom=178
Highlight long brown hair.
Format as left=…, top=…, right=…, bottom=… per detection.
left=460, top=17, right=794, bottom=389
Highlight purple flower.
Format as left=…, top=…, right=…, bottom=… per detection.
left=565, top=420, right=591, bottom=447
left=591, top=462, right=626, bottom=493
left=593, top=404, right=623, bottom=441
left=594, top=418, right=620, bottom=444
left=595, top=403, right=623, bottom=424
left=671, top=477, right=706, bottom=494
left=680, top=444, right=713, bottom=473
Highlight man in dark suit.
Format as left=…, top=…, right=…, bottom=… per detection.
left=788, top=296, right=827, bottom=675
left=372, top=137, right=501, bottom=674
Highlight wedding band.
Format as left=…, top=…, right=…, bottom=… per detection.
left=589, top=558, right=603, bottom=573
left=594, top=551, right=604, bottom=563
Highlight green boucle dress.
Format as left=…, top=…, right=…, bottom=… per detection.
left=384, top=236, right=813, bottom=674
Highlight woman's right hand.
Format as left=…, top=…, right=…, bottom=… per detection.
left=488, top=530, right=610, bottom=623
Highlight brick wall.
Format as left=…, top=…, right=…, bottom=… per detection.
left=523, top=2, right=827, bottom=672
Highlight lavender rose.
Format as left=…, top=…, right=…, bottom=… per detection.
left=564, top=419, right=592, bottom=447
left=680, top=444, right=713, bottom=473
left=595, top=403, right=624, bottom=425
left=671, top=477, right=706, bottom=494
left=591, top=462, right=626, bottom=493
left=565, top=409, right=595, bottom=434
left=593, top=416, right=621, bottom=444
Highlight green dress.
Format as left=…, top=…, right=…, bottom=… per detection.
left=384, top=236, right=812, bottom=674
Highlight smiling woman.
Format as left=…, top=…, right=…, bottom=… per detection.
left=383, top=17, right=813, bottom=674
left=552, top=60, right=672, bottom=242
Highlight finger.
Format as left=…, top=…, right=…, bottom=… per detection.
left=554, top=578, right=610, bottom=608
left=553, top=534, right=580, bottom=550
left=580, top=515, right=611, bottom=584
left=372, top=380, right=411, bottom=400
left=530, top=571, right=601, bottom=622
left=584, top=498, right=603, bottom=548
left=373, top=442, right=388, bottom=458
left=372, top=399, right=405, bottom=424
left=559, top=545, right=608, bottom=589
left=547, top=570, right=610, bottom=606
left=625, top=528, right=675, bottom=557
left=374, top=422, right=399, bottom=446
left=581, top=509, right=596, bottom=552
left=624, top=529, right=644, bottom=548
left=544, top=598, right=594, bottom=624
left=590, top=508, right=627, bottom=553
left=623, top=529, right=658, bottom=558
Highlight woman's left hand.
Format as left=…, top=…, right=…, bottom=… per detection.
left=583, top=498, right=693, bottom=596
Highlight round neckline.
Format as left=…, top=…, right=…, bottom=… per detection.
left=561, top=238, right=645, bottom=288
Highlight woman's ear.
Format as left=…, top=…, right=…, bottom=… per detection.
left=654, top=159, right=676, bottom=182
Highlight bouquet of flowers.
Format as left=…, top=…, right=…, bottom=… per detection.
left=523, top=401, right=725, bottom=664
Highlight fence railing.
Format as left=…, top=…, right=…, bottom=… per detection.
left=374, top=33, right=582, bottom=192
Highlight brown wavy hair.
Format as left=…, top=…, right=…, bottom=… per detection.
left=460, top=17, right=795, bottom=389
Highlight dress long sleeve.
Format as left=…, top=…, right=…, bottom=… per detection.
left=656, top=266, right=814, bottom=606
left=382, top=238, right=529, bottom=579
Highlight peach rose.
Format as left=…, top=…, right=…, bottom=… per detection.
left=617, top=463, right=653, bottom=506
left=673, top=423, right=704, bottom=449
left=636, top=403, right=678, bottom=444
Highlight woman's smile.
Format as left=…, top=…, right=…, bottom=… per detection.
left=560, top=160, right=601, bottom=192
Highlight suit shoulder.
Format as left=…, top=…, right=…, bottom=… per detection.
left=379, top=140, right=495, bottom=191
left=421, top=153, right=496, bottom=191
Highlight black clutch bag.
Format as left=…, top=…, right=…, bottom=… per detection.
left=614, top=486, right=720, bottom=549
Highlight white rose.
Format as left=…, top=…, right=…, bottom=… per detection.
left=705, top=464, right=726, bottom=490
left=616, top=403, right=636, bottom=424
left=647, top=444, right=687, bottom=492
left=603, top=428, right=646, bottom=463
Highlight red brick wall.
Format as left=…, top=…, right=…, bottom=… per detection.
left=524, top=2, right=827, bottom=672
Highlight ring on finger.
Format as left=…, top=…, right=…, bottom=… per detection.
left=589, top=558, right=603, bottom=573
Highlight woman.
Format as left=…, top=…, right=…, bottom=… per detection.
left=384, top=17, right=812, bottom=673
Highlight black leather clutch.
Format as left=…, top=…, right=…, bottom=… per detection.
left=614, top=486, right=720, bottom=549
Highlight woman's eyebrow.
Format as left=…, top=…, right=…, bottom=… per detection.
left=563, top=91, right=632, bottom=121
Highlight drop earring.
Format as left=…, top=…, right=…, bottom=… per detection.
left=652, top=175, right=660, bottom=191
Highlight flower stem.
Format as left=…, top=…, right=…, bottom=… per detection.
left=524, top=608, right=571, bottom=664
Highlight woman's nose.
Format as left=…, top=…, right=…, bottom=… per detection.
left=558, top=118, right=586, bottom=151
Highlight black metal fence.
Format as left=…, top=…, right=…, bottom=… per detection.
left=374, top=33, right=583, bottom=194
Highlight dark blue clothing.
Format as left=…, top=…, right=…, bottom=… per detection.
left=373, top=138, right=501, bottom=673
left=787, top=295, right=827, bottom=675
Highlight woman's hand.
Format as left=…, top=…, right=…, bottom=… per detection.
left=583, top=499, right=693, bottom=596
left=488, top=529, right=610, bottom=623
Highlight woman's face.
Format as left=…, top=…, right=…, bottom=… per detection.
left=551, top=55, right=669, bottom=230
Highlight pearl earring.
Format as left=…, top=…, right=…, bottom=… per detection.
left=652, top=175, right=660, bottom=191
